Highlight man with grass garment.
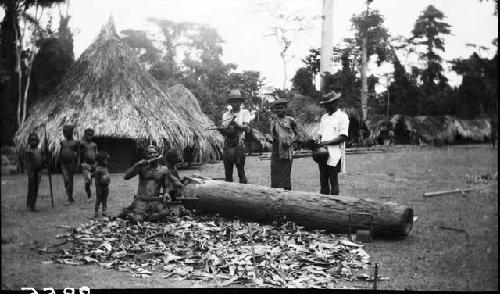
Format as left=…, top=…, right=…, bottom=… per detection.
left=316, top=91, right=349, bottom=195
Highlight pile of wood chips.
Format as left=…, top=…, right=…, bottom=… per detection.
left=50, top=214, right=371, bottom=288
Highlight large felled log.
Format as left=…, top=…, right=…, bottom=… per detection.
left=183, top=179, right=413, bottom=237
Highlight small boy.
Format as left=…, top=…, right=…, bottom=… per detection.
left=93, top=151, right=110, bottom=217
left=80, top=128, right=98, bottom=202
left=164, top=150, right=184, bottom=202
left=59, top=125, right=80, bottom=204
left=24, top=133, right=45, bottom=212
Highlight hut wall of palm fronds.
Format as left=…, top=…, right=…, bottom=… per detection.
left=14, top=18, right=223, bottom=171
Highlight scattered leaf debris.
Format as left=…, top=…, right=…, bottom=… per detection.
left=50, top=214, right=372, bottom=288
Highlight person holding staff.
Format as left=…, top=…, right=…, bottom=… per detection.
left=269, top=98, right=298, bottom=190
left=24, top=133, right=46, bottom=212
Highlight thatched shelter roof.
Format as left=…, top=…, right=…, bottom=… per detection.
left=403, top=116, right=491, bottom=144
left=366, top=115, right=492, bottom=145
left=14, top=18, right=223, bottom=161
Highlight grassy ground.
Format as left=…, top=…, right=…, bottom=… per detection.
left=1, top=145, right=497, bottom=290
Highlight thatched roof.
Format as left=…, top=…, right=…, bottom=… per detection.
left=366, top=115, right=492, bottom=145
left=164, top=84, right=223, bottom=161
left=14, top=18, right=223, bottom=161
left=402, top=116, right=456, bottom=144
left=453, top=119, right=491, bottom=142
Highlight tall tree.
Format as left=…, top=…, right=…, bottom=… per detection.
left=479, top=0, right=498, bottom=15
left=227, top=70, right=264, bottom=98
left=411, top=5, right=451, bottom=91
left=291, top=67, right=315, bottom=96
left=301, top=48, right=320, bottom=88
left=30, top=9, right=74, bottom=105
left=325, top=49, right=359, bottom=109
left=0, top=0, right=64, bottom=145
left=120, top=29, right=161, bottom=69
left=451, top=52, right=498, bottom=119
left=388, top=55, right=422, bottom=116
left=347, top=4, right=391, bottom=119
left=256, top=1, right=316, bottom=90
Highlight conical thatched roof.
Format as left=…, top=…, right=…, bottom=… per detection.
left=14, top=18, right=223, bottom=161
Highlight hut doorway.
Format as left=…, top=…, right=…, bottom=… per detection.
left=93, top=137, right=136, bottom=173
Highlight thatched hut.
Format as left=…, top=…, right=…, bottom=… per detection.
left=14, top=18, right=223, bottom=172
left=401, top=116, right=491, bottom=145
left=367, top=115, right=492, bottom=146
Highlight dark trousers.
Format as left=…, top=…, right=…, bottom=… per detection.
left=26, top=169, right=41, bottom=209
left=61, top=163, right=76, bottom=201
left=223, top=146, right=248, bottom=183
left=95, top=185, right=109, bottom=214
left=318, top=160, right=341, bottom=195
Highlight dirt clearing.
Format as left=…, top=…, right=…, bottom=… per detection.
left=1, top=145, right=497, bottom=290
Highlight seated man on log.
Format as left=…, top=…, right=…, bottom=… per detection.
left=119, top=145, right=182, bottom=223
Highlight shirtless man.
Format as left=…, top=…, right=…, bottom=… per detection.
left=24, top=133, right=46, bottom=211
left=80, top=128, right=98, bottom=202
left=59, top=125, right=80, bottom=204
left=120, top=145, right=181, bottom=223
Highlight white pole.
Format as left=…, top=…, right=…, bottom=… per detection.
left=320, top=0, right=334, bottom=92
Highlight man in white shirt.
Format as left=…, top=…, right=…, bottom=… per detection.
left=218, top=90, right=251, bottom=183
left=316, top=91, right=349, bottom=195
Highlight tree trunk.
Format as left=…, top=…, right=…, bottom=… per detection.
left=183, top=179, right=413, bottom=237
left=281, top=55, right=287, bottom=90
left=21, top=51, right=34, bottom=126
left=13, top=11, right=22, bottom=127
left=320, top=0, right=334, bottom=91
left=361, top=36, right=367, bottom=121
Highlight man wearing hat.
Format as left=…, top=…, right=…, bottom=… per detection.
left=315, top=91, right=349, bottom=195
left=120, top=145, right=183, bottom=222
left=218, top=90, right=251, bottom=183
left=269, top=98, right=298, bottom=190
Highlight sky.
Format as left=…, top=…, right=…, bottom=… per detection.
left=1, top=0, right=498, bottom=91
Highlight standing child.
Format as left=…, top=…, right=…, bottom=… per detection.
left=59, top=125, right=80, bottom=204
left=80, top=128, right=98, bottom=203
left=164, top=150, right=184, bottom=202
left=24, top=133, right=45, bottom=212
left=93, top=151, right=110, bottom=217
